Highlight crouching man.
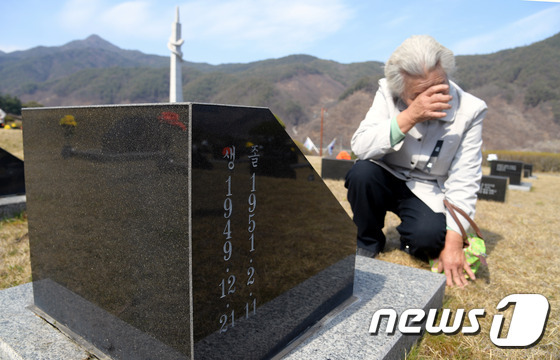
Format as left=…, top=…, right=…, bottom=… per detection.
left=345, top=35, right=487, bottom=287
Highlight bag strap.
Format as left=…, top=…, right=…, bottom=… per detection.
left=443, top=200, right=484, bottom=246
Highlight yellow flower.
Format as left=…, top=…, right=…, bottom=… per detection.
left=59, top=115, right=77, bottom=127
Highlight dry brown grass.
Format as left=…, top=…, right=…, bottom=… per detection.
left=0, top=129, right=28, bottom=288
left=308, top=156, right=560, bottom=360
left=0, top=213, right=31, bottom=289
left=1, top=129, right=27, bottom=289
left=0, top=129, right=24, bottom=159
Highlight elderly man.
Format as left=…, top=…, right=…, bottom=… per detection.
left=345, top=35, right=487, bottom=287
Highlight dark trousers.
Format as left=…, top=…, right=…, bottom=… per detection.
left=345, top=160, right=446, bottom=261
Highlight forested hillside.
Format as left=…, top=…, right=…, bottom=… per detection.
left=1, top=33, right=560, bottom=152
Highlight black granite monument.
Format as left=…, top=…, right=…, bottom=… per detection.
left=490, top=160, right=524, bottom=186
left=0, top=147, right=25, bottom=197
left=477, top=175, right=508, bottom=202
left=23, top=104, right=356, bottom=360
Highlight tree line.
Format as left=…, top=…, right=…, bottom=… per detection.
left=0, top=94, right=22, bottom=115
left=0, top=93, right=43, bottom=116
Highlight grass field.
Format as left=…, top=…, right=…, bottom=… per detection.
left=0, top=129, right=24, bottom=159
left=1, top=130, right=558, bottom=359
left=0, top=130, right=28, bottom=287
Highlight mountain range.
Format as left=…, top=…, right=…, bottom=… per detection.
left=1, top=33, right=560, bottom=152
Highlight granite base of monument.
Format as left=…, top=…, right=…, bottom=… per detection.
left=0, top=283, right=90, bottom=359
left=283, top=256, right=446, bottom=360
left=0, top=257, right=446, bottom=360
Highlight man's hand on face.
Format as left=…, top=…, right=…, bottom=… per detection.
left=396, top=65, right=453, bottom=134
left=397, top=83, right=453, bottom=133
left=405, top=84, right=452, bottom=123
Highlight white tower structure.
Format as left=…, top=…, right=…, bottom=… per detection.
left=168, top=6, right=184, bottom=103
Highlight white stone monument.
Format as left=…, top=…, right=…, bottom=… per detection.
left=168, top=6, right=184, bottom=103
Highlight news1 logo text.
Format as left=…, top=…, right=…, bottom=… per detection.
left=369, top=294, right=550, bottom=348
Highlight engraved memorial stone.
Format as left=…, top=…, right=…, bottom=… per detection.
left=490, top=160, right=523, bottom=186
left=477, top=175, right=508, bottom=202
left=321, top=158, right=354, bottom=180
left=22, top=103, right=356, bottom=360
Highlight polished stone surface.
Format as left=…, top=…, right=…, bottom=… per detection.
left=22, top=104, right=356, bottom=359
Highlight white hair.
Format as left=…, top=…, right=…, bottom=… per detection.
left=384, top=35, right=456, bottom=98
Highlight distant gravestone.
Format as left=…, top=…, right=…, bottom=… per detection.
left=523, top=163, right=533, bottom=178
left=22, top=104, right=356, bottom=360
left=478, top=175, right=508, bottom=202
left=0, top=147, right=25, bottom=197
left=321, top=158, right=354, bottom=180
left=490, top=160, right=524, bottom=186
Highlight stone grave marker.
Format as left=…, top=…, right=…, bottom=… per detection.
left=477, top=175, right=508, bottom=202
left=490, top=160, right=523, bottom=186
left=22, top=104, right=356, bottom=360
left=0, top=147, right=25, bottom=197
left=0, top=147, right=26, bottom=219
left=523, top=163, right=533, bottom=178
left=321, top=158, right=354, bottom=180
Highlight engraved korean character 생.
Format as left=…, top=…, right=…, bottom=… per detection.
left=223, top=146, right=236, bottom=170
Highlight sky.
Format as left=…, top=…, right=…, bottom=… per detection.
left=1, top=0, right=560, bottom=65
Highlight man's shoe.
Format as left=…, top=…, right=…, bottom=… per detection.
left=356, top=247, right=378, bottom=258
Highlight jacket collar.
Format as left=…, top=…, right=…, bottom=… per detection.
left=440, top=81, right=459, bottom=122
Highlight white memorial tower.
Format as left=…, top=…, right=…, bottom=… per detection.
left=168, top=6, right=184, bottom=103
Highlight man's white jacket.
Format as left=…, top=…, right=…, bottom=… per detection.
left=351, top=78, right=488, bottom=235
